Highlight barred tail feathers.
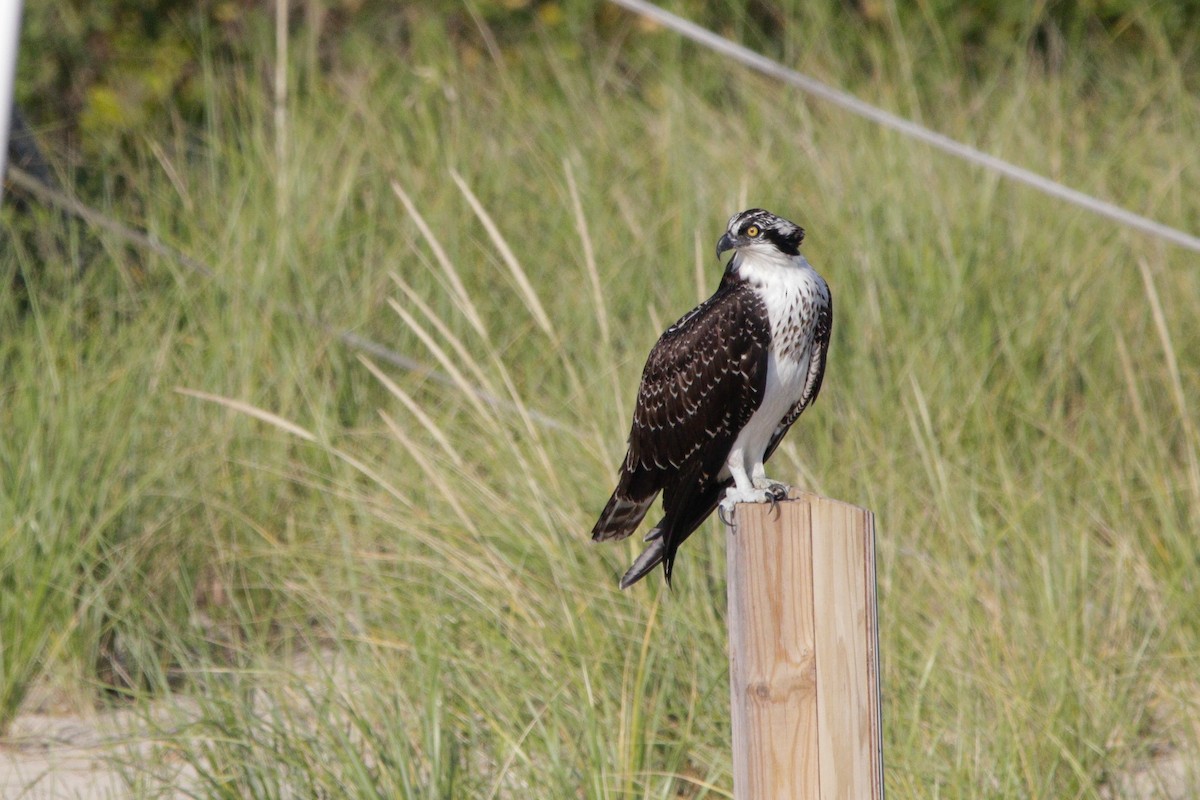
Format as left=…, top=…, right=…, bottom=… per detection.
left=590, top=491, right=655, bottom=542
left=619, top=480, right=730, bottom=589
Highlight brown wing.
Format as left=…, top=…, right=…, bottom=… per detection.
left=590, top=278, right=770, bottom=543
left=627, top=280, right=769, bottom=491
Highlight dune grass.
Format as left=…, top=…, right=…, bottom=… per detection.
left=3, top=5, right=1200, bottom=797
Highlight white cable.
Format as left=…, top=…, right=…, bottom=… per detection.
left=0, top=0, right=24, bottom=204
left=608, top=0, right=1200, bottom=254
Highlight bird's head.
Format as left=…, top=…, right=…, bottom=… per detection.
left=715, top=208, right=805, bottom=261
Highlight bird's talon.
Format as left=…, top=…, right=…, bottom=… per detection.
left=768, top=494, right=782, bottom=519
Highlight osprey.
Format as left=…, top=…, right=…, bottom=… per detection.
left=590, top=209, right=832, bottom=588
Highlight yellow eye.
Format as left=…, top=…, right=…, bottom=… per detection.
left=745, top=225, right=760, bottom=237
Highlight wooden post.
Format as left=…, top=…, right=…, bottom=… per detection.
left=727, top=490, right=884, bottom=799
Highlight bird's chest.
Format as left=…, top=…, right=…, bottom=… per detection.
left=752, top=347, right=809, bottom=441
left=759, top=278, right=818, bottom=367
left=749, top=279, right=819, bottom=429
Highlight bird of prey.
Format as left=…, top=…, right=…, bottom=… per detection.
left=590, top=208, right=832, bottom=589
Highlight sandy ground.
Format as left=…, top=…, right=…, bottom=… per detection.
left=0, top=692, right=197, bottom=800
left=1103, top=753, right=1196, bottom=800
left=1, top=688, right=1193, bottom=798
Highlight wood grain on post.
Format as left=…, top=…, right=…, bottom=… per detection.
left=726, top=490, right=883, bottom=799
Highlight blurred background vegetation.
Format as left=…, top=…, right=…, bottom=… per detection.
left=17, top=0, right=1200, bottom=163
left=4, top=1, right=1199, bottom=797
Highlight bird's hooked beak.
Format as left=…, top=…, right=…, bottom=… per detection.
left=715, top=232, right=736, bottom=260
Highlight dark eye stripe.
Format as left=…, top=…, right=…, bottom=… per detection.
left=760, top=225, right=804, bottom=256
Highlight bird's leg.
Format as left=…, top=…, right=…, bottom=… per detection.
left=751, top=462, right=790, bottom=501
left=751, top=470, right=784, bottom=521
left=719, top=455, right=780, bottom=522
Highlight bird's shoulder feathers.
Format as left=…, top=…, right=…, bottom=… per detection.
left=624, top=279, right=771, bottom=482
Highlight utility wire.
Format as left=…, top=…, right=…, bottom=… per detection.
left=6, top=165, right=214, bottom=277
left=607, top=0, right=1200, bottom=254
left=12, top=4, right=1192, bottom=433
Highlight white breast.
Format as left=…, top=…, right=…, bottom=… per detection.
left=727, top=253, right=827, bottom=466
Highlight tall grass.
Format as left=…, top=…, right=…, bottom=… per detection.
left=3, top=6, right=1199, bottom=797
